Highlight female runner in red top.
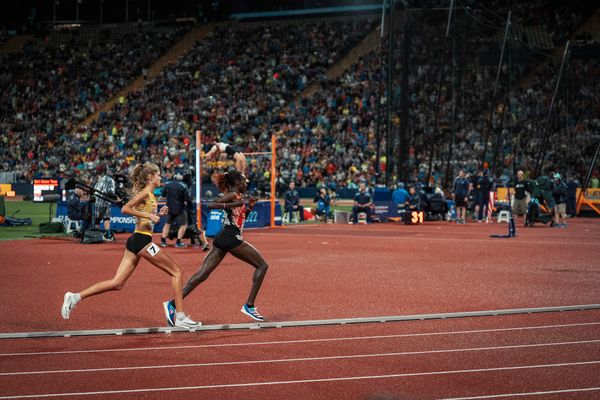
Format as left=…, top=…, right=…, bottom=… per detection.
left=163, top=170, right=268, bottom=323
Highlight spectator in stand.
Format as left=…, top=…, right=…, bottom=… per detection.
left=3, top=8, right=598, bottom=192
left=512, top=170, right=529, bottom=226
left=352, top=181, right=373, bottom=224
left=283, top=181, right=300, bottom=223
left=452, top=170, right=470, bottom=224
left=591, top=174, right=599, bottom=189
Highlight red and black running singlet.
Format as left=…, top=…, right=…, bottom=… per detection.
left=223, top=193, right=247, bottom=232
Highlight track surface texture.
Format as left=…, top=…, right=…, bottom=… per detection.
left=1, top=219, right=599, bottom=399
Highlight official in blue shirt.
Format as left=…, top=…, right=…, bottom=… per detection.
left=352, top=181, right=373, bottom=224
left=392, top=183, right=409, bottom=208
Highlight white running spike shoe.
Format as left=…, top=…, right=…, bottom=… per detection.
left=61, top=292, right=77, bottom=319
left=174, top=314, right=201, bottom=330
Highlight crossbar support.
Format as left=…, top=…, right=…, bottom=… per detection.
left=2, top=304, right=599, bottom=340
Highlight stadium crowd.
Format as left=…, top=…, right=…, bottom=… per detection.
left=0, top=0, right=598, bottom=199
left=0, top=26, right=188, bottom=183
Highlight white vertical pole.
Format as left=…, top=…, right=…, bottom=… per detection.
left=195, top=130, right=202, bottom=230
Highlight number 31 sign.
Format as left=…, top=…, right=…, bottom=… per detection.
left=406, top=211, right=424, bottom=225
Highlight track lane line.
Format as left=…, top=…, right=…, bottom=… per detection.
left=2, top=339, right=599, bottom=376
left=2, top=321, right=599, bottom=357
left=255, top=231, right=600, bottom=246
left=1, top=360, right=599, bottom=399
left=438, top=387, right=600, bottom=399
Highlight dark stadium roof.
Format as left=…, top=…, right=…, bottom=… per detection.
left=1, top=0, right=381, bottom=32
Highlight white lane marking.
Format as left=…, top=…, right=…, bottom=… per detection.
left=438, top=387, right=600, bottom=399
left=2, top=339, right=599, bottom=376
left=1, top=360, right=599, bottom=399
left=2, top=321, right=599, bottom=357
left=255, top=231, right=600, bottom=246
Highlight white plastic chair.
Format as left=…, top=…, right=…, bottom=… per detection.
left=64, top=218, right=81, bottom=234
left=497, top=210, right=511, bottom=224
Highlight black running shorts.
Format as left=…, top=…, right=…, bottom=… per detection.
left=126, top=233, right=152, bottom=254
left=213, top=225, right=243, bottom=252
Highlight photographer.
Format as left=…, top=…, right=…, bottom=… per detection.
left=313, top=187, right=333, bottom=222
left=160, top=172, right=192, bottom=248
left=94, top=167, right=119, bottom=241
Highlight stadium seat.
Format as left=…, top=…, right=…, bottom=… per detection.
left=357, top=212, right=368, bottom=225
left=497, top=210, right=511, bottom=224
left=334, top=210, right=350, bottom=224
left=63, top=218, right=81, bottom=234
left=283, top=210, right=300, bottom=224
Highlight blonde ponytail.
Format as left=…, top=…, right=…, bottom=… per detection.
left=129, top=163, right=160, bottom=195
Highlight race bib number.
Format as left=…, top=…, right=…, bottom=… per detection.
left=146, top=243, right=161, bottom=257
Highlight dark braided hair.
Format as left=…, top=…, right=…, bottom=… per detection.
left=214, top=171, right=245, bottom=193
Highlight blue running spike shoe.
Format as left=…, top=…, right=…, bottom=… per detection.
left=240, top=304, right=265, bottom=321
left=163, top=300, right=176, bottom=327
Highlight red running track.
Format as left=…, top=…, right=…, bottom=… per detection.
left=0, top=218, right=599, bottom=398
left=1, top=311, right=600, bottom=399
